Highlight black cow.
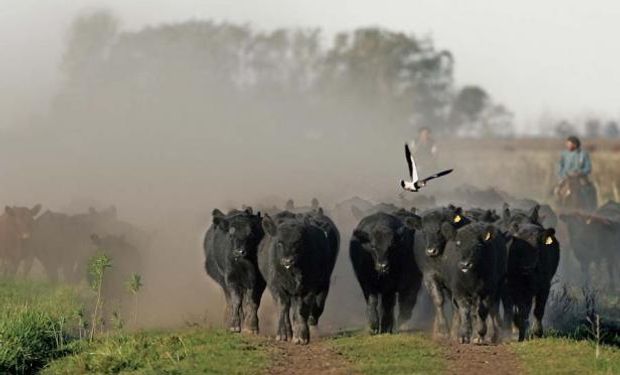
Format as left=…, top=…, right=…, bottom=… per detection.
left=258, top=211, right=338, bottom=344
left=464, top=208, right=500, bottom=223
left=503, top=223, right=559, bottom=341
left=411, top=205, right=471, bottom=338
left=560, top=203, right=619, bottom=289
left=442, top=223, right=506, bottom=343
left=204, top=207, right=265, bottom=334
left=350, top=212, right=421, bottom=334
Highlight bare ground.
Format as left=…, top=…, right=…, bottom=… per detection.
left=264, top=335, right=522, bottom=375
left=443, top=341, right=523, bottom=375
left=265, top=339, right=359, bottom=375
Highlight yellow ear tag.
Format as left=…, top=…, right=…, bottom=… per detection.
left=545, top=236, right=554, bottom=245
left=453, top=215, right=462, bottom=223
left=484, top=232, right=491, bottom=241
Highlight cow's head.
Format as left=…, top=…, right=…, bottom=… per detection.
left=262, top=215, right=307, bottom=271
left=444, top=223, right=496, bottom=274
left=5, top=204, right=42, bottom=240
left=353, top=223, right=409, bottom=275
left=411, top=205, right=470, bottom=257
left=508, top=223, right=556, bottom=274
left=213, top=207, right=263, bottom=260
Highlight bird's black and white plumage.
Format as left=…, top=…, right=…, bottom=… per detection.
left=400, top=143, right=453, bottom=192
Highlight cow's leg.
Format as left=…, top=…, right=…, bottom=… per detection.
left=309, top=288, right=328, bottom=326
left=425, top=277, right=448, bottom=338
left=580, top=261, right=591, bottom=286
left=42, top=261, right=60, bottom=284
left=242, top=286, right=261, bottom=334
left=276, top=296, right=292, bottom=341
left=473, top=298, right=490, bottom=344
left=21, top=253, right=35, bottom=278
left=397, top=288, right=418, bottom=329
left=457, top=299, right=473, bottom=344
left=513, top=299, right=532, bottom=342
left=228, top=288, right=243, bottom=333
left=450, top=300, right=461, bottom=340
left=292, top=297, right=310, bottom=345
left=606, top=257, right=616, bottom=291
left=489, top=297, right=502, bottom=343
left=367, top=292, right=380, bottom=334
left=532, top=286, right=550, bottom=338
left=379, top=292, right=396, bottom=334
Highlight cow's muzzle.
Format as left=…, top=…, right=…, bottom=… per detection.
left=280, top=257, right=295, bottom=270
left=459, top=261, right=474, bottom=273
left=232, top=248, right=247, bottom=258
left=426, top=248, right=440, bottom=257
left=375, top=262, right=390, bottom=274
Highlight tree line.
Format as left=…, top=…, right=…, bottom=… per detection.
left=51, top=10, right=512, bottom=139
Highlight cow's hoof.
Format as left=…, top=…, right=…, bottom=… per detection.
left=276, top=334, right=288, bottom=342
left=242, top=328, right=259, bottom=335
left=293, top=336, right=309, bottom=345
left=473, top=336, right=483, bottom=345
left=229, top=326, right=241, bottom=333
left=308, top=316, right=318, bottom=326
left=459, top=336, right=471, bottom=344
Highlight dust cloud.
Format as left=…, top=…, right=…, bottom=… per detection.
left=0, top=9, right=572, bottom=332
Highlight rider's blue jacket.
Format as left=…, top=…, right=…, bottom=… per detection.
left=557, top=149, right=592, bottom=179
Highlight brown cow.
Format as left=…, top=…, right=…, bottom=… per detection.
left=0, top=204, right=42, bottom=277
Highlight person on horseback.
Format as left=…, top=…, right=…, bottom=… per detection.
left=556, top=135, right=597, bottom=210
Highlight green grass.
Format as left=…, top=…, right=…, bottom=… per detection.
left=512, top=337, right=620, bottom=374
left=329, top=331, right=446, bottom=374
left=0, top=279, right=85, bottom=374
left=42, top=329, right=270, bottom=374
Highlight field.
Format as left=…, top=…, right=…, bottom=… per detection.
left=2, top=280, right=620, bottom=374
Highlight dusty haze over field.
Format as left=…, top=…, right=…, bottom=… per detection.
left=3, top=0, right=620, bottom=131
left=0, top=1, right=616, bottom=330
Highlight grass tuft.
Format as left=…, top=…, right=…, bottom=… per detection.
left=512, top=337, right=620, bottom=374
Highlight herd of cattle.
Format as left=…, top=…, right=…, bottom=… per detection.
left=203, top=190, right=620, bottom=345
left=0, top=205, right=146, bottom=302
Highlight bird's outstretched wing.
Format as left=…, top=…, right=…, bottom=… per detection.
left=405, top=143, right=419, bottom=183
left=420, top=169, right=454, bottom=184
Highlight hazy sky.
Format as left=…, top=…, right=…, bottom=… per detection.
left=2, top=0, right=620, bottom=131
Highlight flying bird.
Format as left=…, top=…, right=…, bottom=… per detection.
left=400, top=143, right=453, bottom=192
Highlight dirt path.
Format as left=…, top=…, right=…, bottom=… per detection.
left=263, top=335, right=522, bottom=375
left=265, top=339, right=358, bottom=375
left=443, top=341, right=523, bottom=375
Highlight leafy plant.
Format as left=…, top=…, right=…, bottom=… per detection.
left=126, top=273, right=143, bottom=326
left=87, top=253, right=112, bottom=341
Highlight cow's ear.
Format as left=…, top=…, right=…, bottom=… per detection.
left=542, top=228, right=556, bottom=246
left=410, top=206, right=417, bottom=214
left=5, top=206, right=15, bottom=216
left=502, top=203, right=511, bottom=220
left=212, top=209, right=229, bottom=231
left=316, top=207, right=324, bottom=215
left=404, top=216, right=422, bottom=230
left=31, top=204, right=42, bottom=217
left=244, top=206, right=253, bottom=215
left=256, top=211, right=262, bottom=219
left=482, top=225, right=496, bottom=242
left=352, top=229, right=370, bottom=243
left=529, top=205, right=540, bottom=223
left=262, top=215, right=277, bottom=236
left=351, top=206, right=364, bottom=220
left=441, top=222, right=457, bottom=240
